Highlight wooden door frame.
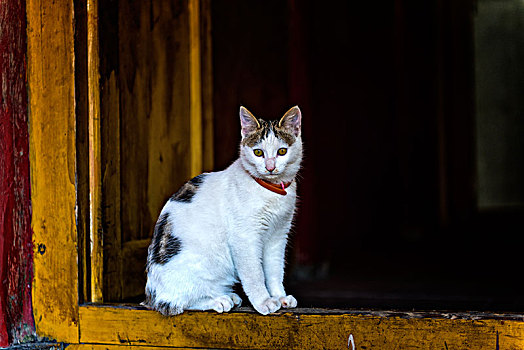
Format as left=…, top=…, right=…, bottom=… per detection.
left=27, top=0, right=524, bottom=349
left=28, top=0, right=79, bottom=342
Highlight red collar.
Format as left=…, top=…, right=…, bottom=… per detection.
left=253, top=177, right=292, bottom=195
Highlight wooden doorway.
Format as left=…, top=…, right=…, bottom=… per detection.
left=77, top=0, right=213, bottom=303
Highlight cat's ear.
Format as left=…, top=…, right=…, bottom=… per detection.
left=239, top=106, right=260, bottom=137
left=278, top=106, right=302, bottom=137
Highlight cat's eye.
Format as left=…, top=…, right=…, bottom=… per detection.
left=253, top=149, right=264, bottom=157
left=277, top=148, right=288, bottom=156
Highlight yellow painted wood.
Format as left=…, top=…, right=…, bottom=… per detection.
left=87, top=0, right=104, bottom=304
left=28, top=2, right=524, bottom=350
left=189, top=0, right=203, bottom=177
left=27, top=0, right=79, bottom=343
left=79, top=306, right=524, bottom=349
left=68, top=345, right=200, bottom=350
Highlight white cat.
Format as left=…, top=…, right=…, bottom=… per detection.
left=144, top=106, right=302, bottom=315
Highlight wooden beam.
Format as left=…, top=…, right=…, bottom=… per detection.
left=27, top=0, right=79, bottom=342
left=79, top=305, right=524, bottom=349
left=87, top=0, right=104, bottom=304
left=69, top=345, right=200, bottom=350
left=189, top=0, right=203, bottom=177
left=201, top=0, right=214, bottom=172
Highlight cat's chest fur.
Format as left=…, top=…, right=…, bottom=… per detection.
left=199, top=159, right=296, bottom=235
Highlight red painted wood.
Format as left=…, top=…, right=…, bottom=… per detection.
left=0, top=0, right=35, bottom=346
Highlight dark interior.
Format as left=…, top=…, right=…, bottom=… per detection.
left=212, top=0, right=524, bottom=312
left=94, top=0, right=524, bottom=312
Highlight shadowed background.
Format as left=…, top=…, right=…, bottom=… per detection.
left=95, top=0, right=524, bottom=311
left=211, top=0, right=524, bottom=311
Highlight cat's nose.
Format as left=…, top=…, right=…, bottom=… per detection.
left=265, top=158, right=276, bottom=172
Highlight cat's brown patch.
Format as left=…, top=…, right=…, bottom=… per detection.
left=241, top=119, right=296, bottom=147
left=273, top=124, right=296, bottom=145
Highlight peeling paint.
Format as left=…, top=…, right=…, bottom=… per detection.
left=0, top=0, right=35, bottom=347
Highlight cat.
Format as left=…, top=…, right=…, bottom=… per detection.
left=144, top=106, right=302, bottom=316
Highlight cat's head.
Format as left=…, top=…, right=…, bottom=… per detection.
left=239, top=106, right=303, bottom=183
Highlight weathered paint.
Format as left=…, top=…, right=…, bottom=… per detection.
left=25, top=1, right=524, bottom=349
left=78, top=305, right=524, bottom=349
left=27, top=0, right=79, bottom=343
left=0, top=0, right=34, bottom=346
left=69, top=345, right=200, bottom=350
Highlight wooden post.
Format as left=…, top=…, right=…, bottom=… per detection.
left=0, top=1, right=34, bottom=346
left=189, top=0, right=203, bottom=177
left=27, top=0, right=80, bottom=342
left=87, top=0, right=104, bottom=304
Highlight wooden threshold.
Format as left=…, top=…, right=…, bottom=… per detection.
left=78, top=304, right=524, bottom=349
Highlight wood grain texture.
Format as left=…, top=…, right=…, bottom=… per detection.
left=27, top=0, right=79, bottom=343
left=201, top=0, right=214, bottom=172
left=101, top=69, right=123, bottom=302
left=97, top=0, right=122, bottom=303
left=189, top=0, right=203, bottom=177
left=118, top=0, right=153, bottom=245
left=117, top=0, right=192, bottom=246
left=146, top=0, right=193, bottom=236
left=0, top=0, right=34, bottom=345
left=87, top=0, right=104, bottom=304
left=74, top=0, right=91, bottom=305
left=79, top=305, right=524, bottom=349
left=99, top=0, right=202, bottom=301
left=121, top=240, right=150, bottom=298
left=69, top=345, right=200, bottom=350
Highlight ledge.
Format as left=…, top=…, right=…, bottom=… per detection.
left=78, top=304, right=524, bottom=349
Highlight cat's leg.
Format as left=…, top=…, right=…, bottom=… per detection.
left=231, top=235, right=281, bottom=315
left=263, top=233, right=297, bottom=309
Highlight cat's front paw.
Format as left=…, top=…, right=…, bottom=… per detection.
left=279, top=295, right=297, bottom=308
left=210, top=295, right=235, bottom=313
left=229, top=293, right=242, bottom=307
left=253, top=297, right=281, bottom=315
